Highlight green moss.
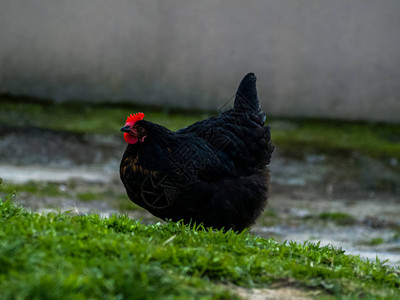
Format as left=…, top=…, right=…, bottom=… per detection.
left=369, top=237, right=385, bottom=246
left=0, top=181, right=145, bottom=212
left=117, top=200, right=144, bottom=211
left=114, top=193, right=145, bottom=211
left=263, top=209, right=277, bottom=217
left=319, top=212, right=357, bottom=226
left=0, top=182, right=67, bottom=198
left=76, top=192, right=98, bottom=202
left=271, top=118, right=400, bottom=160
left=359, top=237, right=388, bottom=247
left=0, top=98, right=210, bottom=134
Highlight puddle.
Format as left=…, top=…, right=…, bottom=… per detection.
left=253, top=224, right=400, bottom=267
left=1, top=164, right=115, bottom=184
left=253, top=195, right=400, bottom=267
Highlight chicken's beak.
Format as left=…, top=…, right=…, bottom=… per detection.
left=120, top=125, right=131, bottom=133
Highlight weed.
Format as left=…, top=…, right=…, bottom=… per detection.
left=359, top=237, right=385, bottom=246
left=76, top=192, right=98, bottom=202
left=319, top=212, right=357, bottom=226
left=117, top=199, right=144, bottom=211
left=369, top=237, right=385, bottom=246
left=263, top=209, right=277, bottom=217
left=0, top=182, right=68, bottom=198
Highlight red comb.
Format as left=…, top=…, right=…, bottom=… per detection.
left=126, top=112, right=145, bottom=123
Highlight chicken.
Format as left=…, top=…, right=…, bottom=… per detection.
left=120, top=73, right=274, bottom=231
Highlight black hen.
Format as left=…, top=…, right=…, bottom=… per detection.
left=120, top=73, right=274, bottom=231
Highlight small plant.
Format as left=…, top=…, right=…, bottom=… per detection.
left=0, top=181, right=68, bottom=198
left=263, top=209, right=277, bottom=217
left=360, top=237, right=385, bottom=246
left=76, top=192, right=97, bottom=201
left=117, top=200, right=144, bottom=211
left=319, top=212, right=357, bottom=225
left=369, top=237, right=385, bottom=246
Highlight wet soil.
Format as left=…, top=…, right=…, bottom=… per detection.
left=1, top=127, right=399, bottom=266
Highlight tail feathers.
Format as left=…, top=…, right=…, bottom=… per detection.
left=234, top=73, right=260, bottom=113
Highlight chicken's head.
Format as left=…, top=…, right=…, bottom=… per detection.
left=120, top=112, right=147, bottom=144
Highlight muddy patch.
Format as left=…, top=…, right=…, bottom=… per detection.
left=253, top=194, right=400, bottom=266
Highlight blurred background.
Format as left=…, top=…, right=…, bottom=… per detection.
left=1, top=1, right=399, bottom=265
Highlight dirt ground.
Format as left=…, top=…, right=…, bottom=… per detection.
left=1, top=128, right=399, bottom=267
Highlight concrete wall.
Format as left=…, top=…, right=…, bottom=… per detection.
left=1, top=0, right=400, bottom=122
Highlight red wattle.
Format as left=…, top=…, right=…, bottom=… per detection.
left=124, top=132, right=138, bottom=144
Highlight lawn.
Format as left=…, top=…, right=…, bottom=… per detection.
left=0, top=197, right=399, bottom=299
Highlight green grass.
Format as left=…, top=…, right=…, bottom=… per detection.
left=0, top=197, right=399, bottom=299
left=318, top=212, right=357, bottom=226
left=76, top=192, right=99, bottom=202
left=0, top=98, right=210, bottom=134
left=1, top=98, right=400, bottom=160
left=0, top=181, right=68, bottom=198
left=271, top=118, right=400, bottom=160
left=367, top=238, right=385, bottom=246
left=0, top=182, right=143, bottom=211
